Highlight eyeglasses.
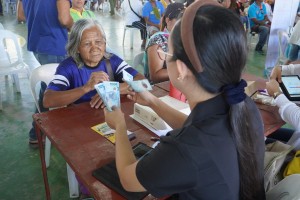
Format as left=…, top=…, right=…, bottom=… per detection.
left=157, top=49, right=173, bottom=61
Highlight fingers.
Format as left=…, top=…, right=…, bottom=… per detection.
left=90, top=95, right=103, bottom=109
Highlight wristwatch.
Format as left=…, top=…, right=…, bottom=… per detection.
left=273, top=91, right=282, bottom=99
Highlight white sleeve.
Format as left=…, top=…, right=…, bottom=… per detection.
left=281, top=64, right=300, bottom=76
left=275, top=94, right=300, bottom=131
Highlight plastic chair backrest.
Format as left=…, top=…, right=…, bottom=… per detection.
left=30, top=64, right=59, bottom=113
left=0, top=30, right=23, bottom=68
left=277, top=30, right=289, bottom=64
left=132, top=52, right=144, bottom=69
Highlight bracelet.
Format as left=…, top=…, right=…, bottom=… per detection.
left=273, top=92, right=282, bottom=99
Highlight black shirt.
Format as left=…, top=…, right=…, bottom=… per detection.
left=136, top=95, right=265, bottom=200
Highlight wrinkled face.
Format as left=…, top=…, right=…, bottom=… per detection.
left=72, top=0, right=85, bottom=10
left=78, top=26, right=106, bottom=67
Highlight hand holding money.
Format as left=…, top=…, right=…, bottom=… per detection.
left=123, top=70, right=152, bottom=92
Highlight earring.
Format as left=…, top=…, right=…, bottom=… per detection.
left=177, top=76, right=183, bottom=81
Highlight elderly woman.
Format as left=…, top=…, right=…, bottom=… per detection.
left=43, top=19, right=144, bottom=109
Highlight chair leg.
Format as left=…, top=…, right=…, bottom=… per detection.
left=67, top=164, right=79, bottom=198
left=122, top=27, right=126, bottom=46
left=0, top=88, right=2, bottom=110
left=130, top=28, right=134, bottom=49
left=45, top=137, right=51, bottom=168
left=12, top=74, right=21, bottom=92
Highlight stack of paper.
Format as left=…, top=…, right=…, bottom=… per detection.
left=130, top=95, right=190, bottom=136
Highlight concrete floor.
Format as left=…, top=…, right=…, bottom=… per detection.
left=0, top=8, right=267, bottom=200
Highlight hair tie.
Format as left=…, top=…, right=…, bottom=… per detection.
left=223, top=79, right=247, bottom=105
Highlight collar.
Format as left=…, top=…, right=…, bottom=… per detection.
left=70, top=8, right=86, bottom=15
left=183, top=94, right=229, bottom=127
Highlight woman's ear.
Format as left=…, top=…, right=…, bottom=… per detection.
left=176, top=59, right=189, bottom=81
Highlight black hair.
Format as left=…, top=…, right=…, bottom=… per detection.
left=161, top=3, right=184, bottom=31
left=171, top=5, right=265, bottom=200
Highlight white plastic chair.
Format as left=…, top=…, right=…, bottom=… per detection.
left=132, top=52, right=144, bottom=69
left=0, top=29, right=30, bottom=110
left=4, top=0, right=17, bottom=14
left=29, top=64, right=79, bottom=198
left=122, top=25, right=140, bottom=49
left=277, top=30, right=290, bottom=65
left=266, top=174, right=300, bottom=200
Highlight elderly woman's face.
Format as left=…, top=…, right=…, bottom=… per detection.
left=78, top=26, right=106, bottom=67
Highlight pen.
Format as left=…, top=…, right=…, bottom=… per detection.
left=128, top=133, right=136, bottom=141
left=150, top=137, right=160, bottom=141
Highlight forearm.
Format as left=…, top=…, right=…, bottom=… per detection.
left=149, top=98, right=187, bottom=129
left=115, top=123, right=137, bottom=188
left=43, top=87, right=87, bottom=108
left=57, top=0, right=73, bottom=29
left=275, top=95, right=300, bottom=131
left=282, top=64, right=300, bottom=75
left=150, top=68, right=169, bottom=83
left=145, top=19, right=160, bottom=28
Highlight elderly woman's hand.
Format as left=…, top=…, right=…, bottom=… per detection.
left=83, top=71, right=109, bottom=92
left=266, top=79, right=281, bottom=97
left=270, top=66, right=282, bottom=82
left=90, top=93, right=104, bottom=109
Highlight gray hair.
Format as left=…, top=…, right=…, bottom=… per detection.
left=67, top=19, right=110, bottom=68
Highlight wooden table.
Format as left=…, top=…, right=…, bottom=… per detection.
left=34, top=78, right=284, bottom=199
left=33, top=86, right=168, bottom=200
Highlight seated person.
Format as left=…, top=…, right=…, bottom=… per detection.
left=144, top=3, right=184, bottom=83
left=266, top=64, right=300, bottom=145
left=104, top=1, right=265, bottom=199
left=43, top=19, right=144, bottom=109
left=248, top=0, right=271, bottom=54
left=70, top=0, right=96, bottom=22
left=123, top=0, right=147, bottom=48
left=286, top=20, right=300, bottom=64
left=142, top=0, right=165, bottom=36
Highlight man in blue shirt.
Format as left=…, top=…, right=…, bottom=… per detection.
left=142, top=0, right=165, bottom=36
left=22, top=0, right=73, bottom=144
left=248, top=0, right=271, bottom=54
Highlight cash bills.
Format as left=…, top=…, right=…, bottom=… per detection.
left=123, top=70, right=152, bottom=92
left=94, top=81, right=120, bottom=112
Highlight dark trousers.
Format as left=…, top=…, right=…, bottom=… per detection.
left=132, top=21, right=147, bottom=40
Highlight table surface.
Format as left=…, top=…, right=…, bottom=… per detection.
left=34, top=77, right=284, bottom=199
left=34, top=86, right=168, bottom=200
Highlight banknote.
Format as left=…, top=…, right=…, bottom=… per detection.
left=122, top=70, right=152, bottom=92
left=94, top=81, right=120, bottom=112
left=128, top=79, right=152, bottom=92
left=122, top=70, right=133, bottom=82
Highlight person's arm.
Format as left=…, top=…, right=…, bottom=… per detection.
left=44, top=71, right=109, bottom=108
left=57, top=0, right=73, bottom=30
left=275, top=95, right=300, bottom=131
left=282, top=64, right=300, bottom=76
left=119, top=72, right=145, bottom=94
left=147, top=44, right=169, bottom=83
left=104, top=107, right=146, bottom=191
left=144, top=17, right=160, bottom=29
left=43, top=87, right=89, bottom=108
left=17, top=0, right=26, bottom=22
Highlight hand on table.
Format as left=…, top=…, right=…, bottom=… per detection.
left=270, top=66, right=282, bottom=82
left=266, top=79, right=281, bottom=97
left=90, top=93, right=104, bottom=109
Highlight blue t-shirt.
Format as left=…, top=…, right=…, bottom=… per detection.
left=248, top=2, right=267, bottom=28
left=47, top=55, right=138, bottom=104
left=22, top=0, right=68, bottom=56
left=142, top=1, right=165, bottom=25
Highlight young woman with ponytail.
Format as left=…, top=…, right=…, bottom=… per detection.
left=104, top=0, right=266, bottom=199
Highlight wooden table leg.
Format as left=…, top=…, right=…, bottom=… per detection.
left=35, top=123, right=51, bottom=200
